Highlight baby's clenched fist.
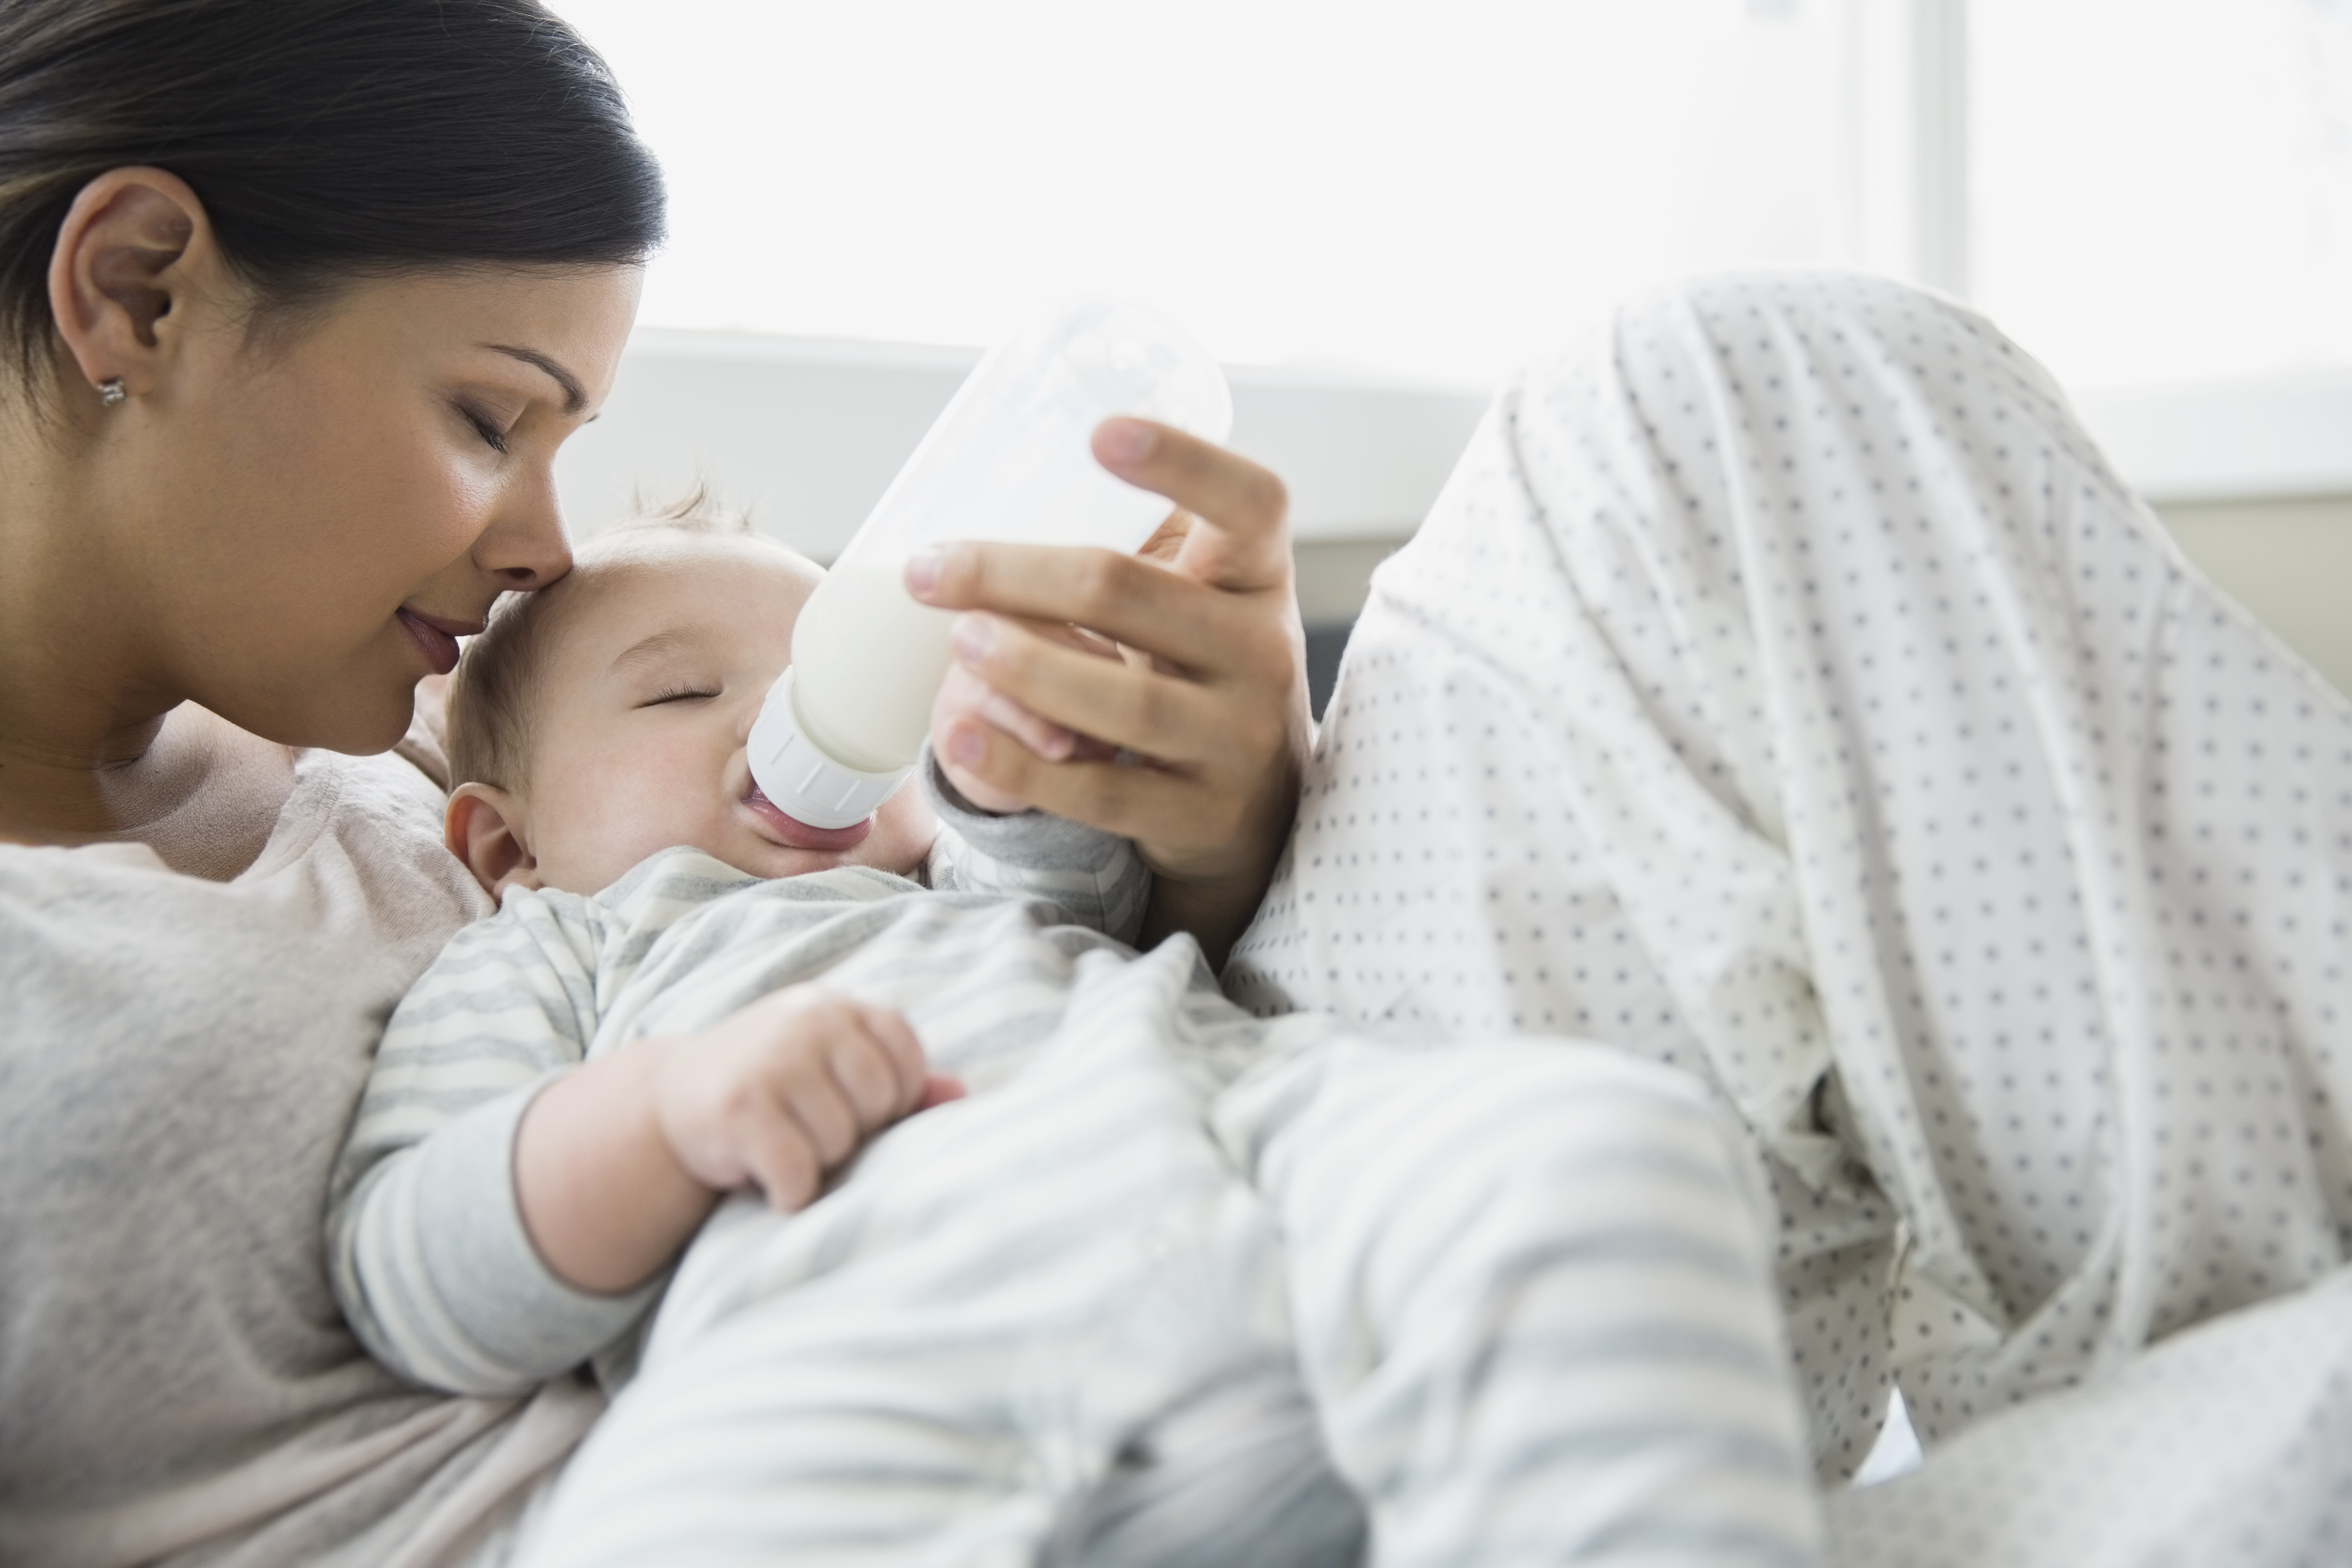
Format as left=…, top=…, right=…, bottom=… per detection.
left=649, top=987, right=961, bottom=1211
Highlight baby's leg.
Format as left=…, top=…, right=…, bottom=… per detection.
left=1217, top=1036, right=1821, bottom=1566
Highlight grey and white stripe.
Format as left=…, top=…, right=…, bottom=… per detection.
left=329, top=780, right=1154, bottom=1397
left=336, top=801, right=1818, bottom=1564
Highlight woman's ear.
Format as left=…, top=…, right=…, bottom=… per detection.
left=45, top=166, right=228, bottom=405
left=445, top=782, right=544, bottom=899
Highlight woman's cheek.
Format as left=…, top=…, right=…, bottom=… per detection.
left=411, top=460, right=505, bottom=574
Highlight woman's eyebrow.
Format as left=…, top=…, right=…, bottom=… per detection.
left=485, top=343, right=586, bottom=414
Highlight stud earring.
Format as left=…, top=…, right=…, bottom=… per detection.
left=97, top=378, right=126, bottom=408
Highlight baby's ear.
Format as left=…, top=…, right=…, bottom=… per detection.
left=445, top=783, right=543, bottom=900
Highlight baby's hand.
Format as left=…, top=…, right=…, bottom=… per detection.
left=651, top=987, right=962, bottom=1211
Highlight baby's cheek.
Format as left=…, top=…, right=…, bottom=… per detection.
left=554, top=755, right=720, bottom=892
left=862, top=786, right=940, bottom=877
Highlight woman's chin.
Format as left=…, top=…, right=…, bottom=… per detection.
left=215, top=682, right=420, bottom=757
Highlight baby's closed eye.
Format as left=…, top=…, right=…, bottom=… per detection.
left=637, top=685, right=720, bottom=708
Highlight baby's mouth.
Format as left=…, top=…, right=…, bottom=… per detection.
left=743, top=783, right=873, bottom=851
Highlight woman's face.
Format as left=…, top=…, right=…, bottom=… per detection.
left=95, top=264, right=640, bottom=754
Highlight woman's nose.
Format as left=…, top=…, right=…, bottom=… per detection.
left=482, top=466, right=574, bottom=590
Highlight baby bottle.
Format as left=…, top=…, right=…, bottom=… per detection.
left=747, top=297, right=1235, bottom=829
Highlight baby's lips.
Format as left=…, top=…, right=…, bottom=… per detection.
left=742, top=784, right=874, bottom=851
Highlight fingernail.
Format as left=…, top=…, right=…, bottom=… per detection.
left=950, top=613, right=994, bottom=664
left=945, top=720, right=985, bottom=767
left=904, top=546, right=943, bottom=599
left=983, top=691, right=1074, bottom=760
left=1095, top=418, right=1155, bottom=465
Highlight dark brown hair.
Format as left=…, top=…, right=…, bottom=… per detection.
left=0, top=0, right=666, bottom=374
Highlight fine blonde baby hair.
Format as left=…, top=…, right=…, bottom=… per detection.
left=446, top=486, right=755, bottom=791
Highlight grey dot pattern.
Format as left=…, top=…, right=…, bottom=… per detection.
left=1825, top=1263, right=2352, bottom=1568
left=1228, top=273, right=2352, bottom=1522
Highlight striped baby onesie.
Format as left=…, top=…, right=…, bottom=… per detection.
left=329, top=779, right=1151, bottom=1395
left=334, top=792, right=1819, bottom=1564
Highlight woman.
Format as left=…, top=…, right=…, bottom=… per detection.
left=9, top=5, right=2341, bottom=1566
left=0, top=4, right=1302, bottom=1564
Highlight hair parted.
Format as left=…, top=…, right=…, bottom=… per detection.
left=446, top=488, right=755, bottom=791
left=0, top=0, right=667, bottom=377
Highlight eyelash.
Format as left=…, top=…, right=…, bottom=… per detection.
left=639, top=686, right=719, bottom=707
left=458, top=404, right=511, bottom=455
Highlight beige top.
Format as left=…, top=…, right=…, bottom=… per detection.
left=0, top=717, right=597, bottom=1568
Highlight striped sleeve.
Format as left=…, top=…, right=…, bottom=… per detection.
left=325, top=892, right=659, bottom=1395
left=920, top=749, right=1151, bottom=944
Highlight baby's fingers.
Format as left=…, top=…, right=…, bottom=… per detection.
left=825, top=1033, right=912, bottom=1132
left=840, top=1002, right=931, bottom=1120
left=738, top=1115, right=823, bottom=1212
left=776, top=1056, right=861, bottom=1167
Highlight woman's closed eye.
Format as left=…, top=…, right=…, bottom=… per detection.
left=454, top=401, right=512, bottom=455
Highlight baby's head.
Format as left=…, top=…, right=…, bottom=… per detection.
left=443, top=501, right=938, bottom=898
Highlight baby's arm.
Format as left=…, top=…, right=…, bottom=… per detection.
left=516, top=987, right=953, bottom=1293
left=328, top=900, right=622, bottom=1394
left=329, top=900, right=951, bottom=1395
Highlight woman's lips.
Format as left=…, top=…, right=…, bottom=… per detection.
left=396, top=608, right=465, bottom=676
left=744, top=785, right=873, bottom=852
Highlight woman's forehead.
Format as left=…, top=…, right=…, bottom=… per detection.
left=282, top=266, right=640, bottom=394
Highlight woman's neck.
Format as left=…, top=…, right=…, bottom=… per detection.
left=0, top=403, right=293, bottom=875
left=0, top=653, right=297, bottom=880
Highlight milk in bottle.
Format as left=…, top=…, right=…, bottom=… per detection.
left=748, top=298, right=1234, bottom=828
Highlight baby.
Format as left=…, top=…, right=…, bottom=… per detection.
left=329, top=508, right=1811, bottom=1567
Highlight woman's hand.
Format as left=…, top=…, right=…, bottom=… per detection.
left=908, top=417, right=1313, bottom=967
left=928, top=639, right=1119, bottom=815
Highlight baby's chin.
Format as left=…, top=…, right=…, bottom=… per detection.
left=720, top=815, right=929, bottom=885
left=720, top=838, right=873, bottom=882
left=543, top=826, right=910, bottom=899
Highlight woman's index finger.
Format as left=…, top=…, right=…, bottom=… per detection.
left=1091, top=419, right=1293, bottom=595
left=909, top=541, right=1231, bottom=659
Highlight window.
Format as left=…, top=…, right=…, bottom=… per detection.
left=545, top=2, right=2352, bottom=560
left=546, top=0, right=1846, bottom=389
left=1973, top=0, right=2352, bottom=390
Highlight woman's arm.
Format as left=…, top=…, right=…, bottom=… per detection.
left=908, top=419, right=1312, bottom=968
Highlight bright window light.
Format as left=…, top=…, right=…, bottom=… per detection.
left=547, top=1, right=1845, bottom=388
left=1973, top=0, right=2352, bottom=389
left=554, top=1, right=2349, bottom=395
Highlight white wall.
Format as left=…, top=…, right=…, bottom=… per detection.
left=555, top=328, right=1487, bottom=558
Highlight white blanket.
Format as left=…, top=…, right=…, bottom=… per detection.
left=1229, top=268, right=2352, bottom=1561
